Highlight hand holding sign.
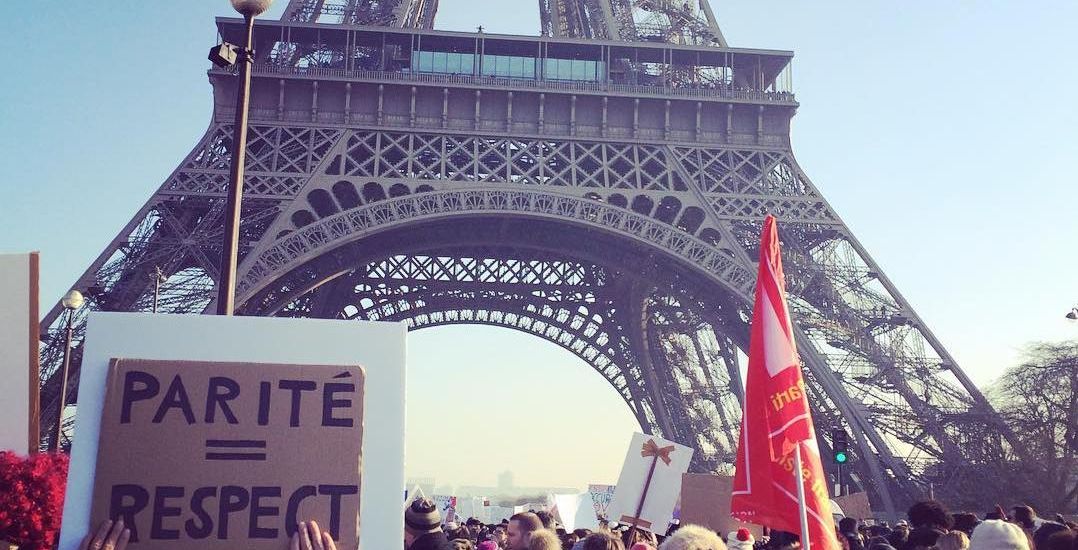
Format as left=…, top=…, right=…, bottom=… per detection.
left=79, top=520, right=131, bottom=550
left=290, top=521, right=339, bottom=550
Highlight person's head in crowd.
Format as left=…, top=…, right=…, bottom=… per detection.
left=631, top=543, right=655, bottom=550
left=908, top=500, right=953, bottom=530
left=950, top=513, right=979, bottom=536
left=985, top=505, right=1008, bottom=521
left=885, top=525, right=908, bottom=549
left=867, top=525, right=892, bottom=539
left=536, top=511, right=556, bottom=530
left=1011, top=506, right=1037, bottom=531
left=508, top=513, right=544, bottom=550
left=529, top=529, right=562, bottom=550
left=561, top=533, right=580, bottom=550
left=574, top=529, right=592, bottom=540
left=622, top=528, right=657, bottom=548
left=933, top=531, right=968, bottom=550
left=658, top=524, right=727, bottom=550
left=582, top=532, right=626, bottom=550
left=726, top=528, right=755, bottom=550
left=1031, top=521, right=1068, bottom=550
left=970, top=519, right=1030, bottom=550
left=453, top=539, right=477, bottom=550
left=838, top=518, right=859, bottom=534
left=405, top=498, right=445, bottom=549
left=478, top=541, right=500, bottom=550
left=1042, top=529, right=1077, bottom=550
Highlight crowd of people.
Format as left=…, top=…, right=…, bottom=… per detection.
left=396, top=499, right=1078, bottom=550
left=77, top=498, right=1077, bottom=550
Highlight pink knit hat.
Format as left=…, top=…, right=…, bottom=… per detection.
left=478, top=541, right=499, bottom=550
left=631, top=543, right=655, bottom=550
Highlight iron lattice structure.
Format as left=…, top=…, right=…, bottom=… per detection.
left=38, top=1, right=1013, bottom=517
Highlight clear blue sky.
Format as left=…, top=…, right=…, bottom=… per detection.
left=2, top=1, right=1076, bottom=490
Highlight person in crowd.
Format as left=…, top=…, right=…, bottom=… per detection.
left=933, top=531, right=968, bottom=550
left=658, top=524, right=727, bottom=550
left=951, top=513, right=980, bottom=537
left=536, top=510, right=556, bottom=529
left=623, top=528, right=658, bottom=548
left=406, top=498, right=456, bottom=550
left=529, top=529, right=564, bottom=550
left=902, top=500, right=953, bottom=550
left=508, top=512, right=545, bottom=550
left=492, top=525, right=510, bottom=548
left=839, top=517, right=865, bottom=550
left=1012, top=505, right=1068, bottom=549
left=886, top=524, right=909, bottom=549
left=478, top=541, right=500, bottom=550
left=581, top=532, right=627, bottom=550
left=984, top=506, right=1008, bottom=521
left=1041, top=529, right=1077, bottom=550
left=453, top=538, right=478, bottom=550
left=969, top=519, right=1029, bottom=550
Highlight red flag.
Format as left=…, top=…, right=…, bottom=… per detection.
left=731, top=215, right=838, bottom=550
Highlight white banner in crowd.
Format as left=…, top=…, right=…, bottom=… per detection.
left=0, top=252, right=39, bottom=454
left=553, top=493, right=601, bottom=531
left=606, top=432, right=693, bottom=532
left=57, top=313, right=407, bottom=550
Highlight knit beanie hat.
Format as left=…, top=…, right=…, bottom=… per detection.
left=727, top=528, right=755, bottom=550
left=477, top=542, right=498, bottom=550
left=405, top=497, right=443, bottom=535
left=970, top=519, right=1029, bottom=550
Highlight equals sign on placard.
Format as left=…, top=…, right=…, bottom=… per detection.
left=204, top=439, right=267, bottom=461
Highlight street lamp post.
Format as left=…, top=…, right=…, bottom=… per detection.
left=213, top=0, right=275, bottom=316
left=151, top=265, right=166, bottom=313
left=50, top=289, right=84, bottom=452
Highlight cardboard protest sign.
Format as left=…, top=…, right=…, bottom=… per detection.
left=832, top=492, right=872, bottom=521
left=606, top=432, right=693, bottom=532
left=88, top=358, right=364, bottom=549
left=680, top=473, right=762, bottom=538
left=587, top=483, right=616, bottom=520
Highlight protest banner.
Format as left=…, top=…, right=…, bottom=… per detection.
left=59, top=313, right=406, bottom=550
left=587, top=484, right=615, bottom=520
left=680, top=474, right=762, bottom=538
left=86, top=358, right=364, bottom=549
left=433, top=495, right=458, bottom=524
left=606, top=432, right=693, bottom=532
left=0, top=252, right=39, bottom=453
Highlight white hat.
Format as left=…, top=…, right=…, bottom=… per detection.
left=727, top=528, right=756, bottom=550
left=970, top=519, right=1029, bottom=550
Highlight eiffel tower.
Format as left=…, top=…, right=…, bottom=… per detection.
left=38, top=0, right=1013, bottom=516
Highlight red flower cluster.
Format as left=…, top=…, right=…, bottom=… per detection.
left=0, top=451, right=69, bottom=550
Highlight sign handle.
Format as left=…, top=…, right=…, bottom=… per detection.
left=629, top=453, right=659, bottom=535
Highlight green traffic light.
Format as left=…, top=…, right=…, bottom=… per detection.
left=834, top=451, right=849, bottom=464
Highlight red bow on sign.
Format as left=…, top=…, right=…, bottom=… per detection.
left=640, top=438, right=675, bottom=466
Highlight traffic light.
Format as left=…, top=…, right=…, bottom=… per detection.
left=832, top=428, right=850, bottom=464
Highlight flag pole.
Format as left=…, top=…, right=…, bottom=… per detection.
left=793, top=444, right=812, bottom=550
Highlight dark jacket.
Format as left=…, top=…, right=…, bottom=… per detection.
left=409, top=531, right=456, bottom=550
left=901, top=527, right=947, bottom=550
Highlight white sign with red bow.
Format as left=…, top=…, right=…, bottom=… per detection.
left=606, top=432, right=693, bottom=532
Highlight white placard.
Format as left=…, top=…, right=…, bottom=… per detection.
left=606, top=432, right=693, bottom=532
left=58, top=313, right=406, bottom=550
left=0, top=252, right=37, bottom=454
left=553, top=493, right=600, bottom=531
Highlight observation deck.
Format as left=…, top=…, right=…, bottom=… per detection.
left=211, top=18, right=798, bottom=146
